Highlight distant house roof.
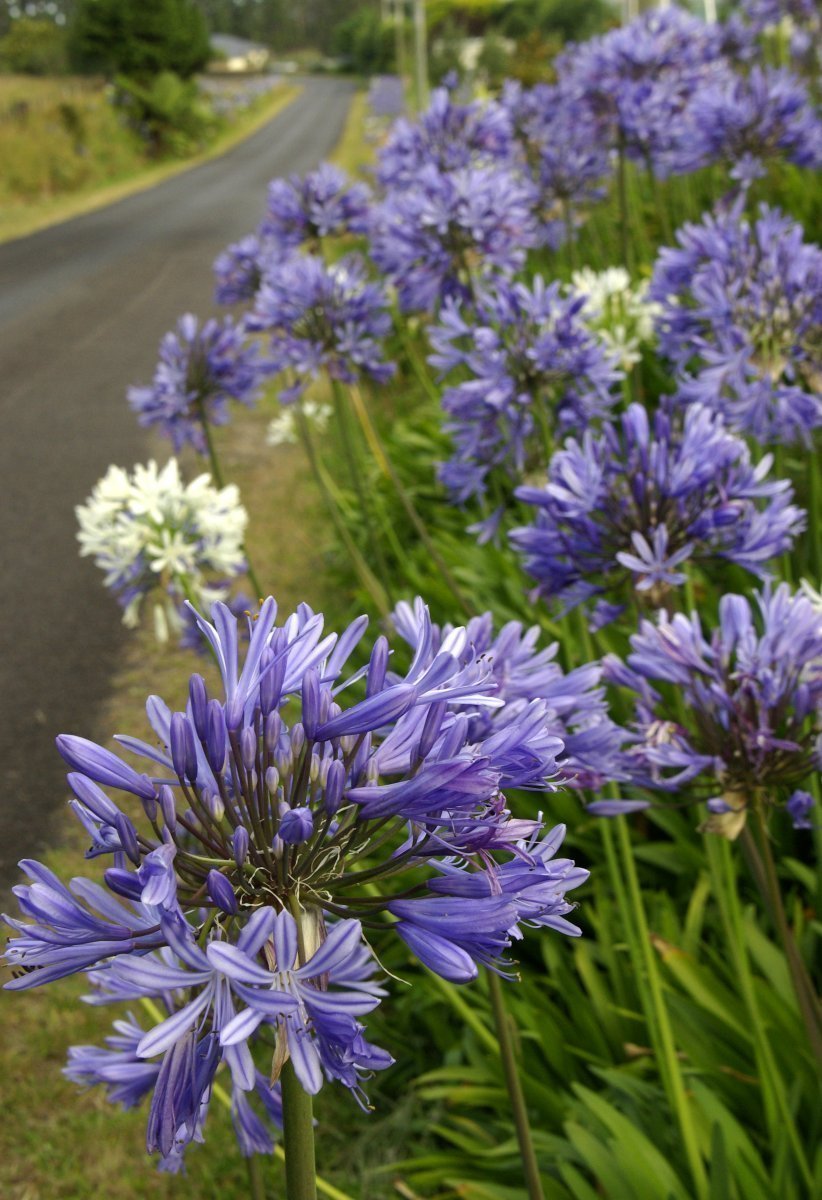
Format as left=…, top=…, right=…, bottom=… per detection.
left=210, top=34, right=269, bottom=58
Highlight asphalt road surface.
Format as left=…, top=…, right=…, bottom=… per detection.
left=0, top=78, right=354, bottom=891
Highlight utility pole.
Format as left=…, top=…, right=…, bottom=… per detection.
left=413, top=0, right=428, bottom=110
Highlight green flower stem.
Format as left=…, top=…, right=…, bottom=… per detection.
left=281, top=1059, right=318, bottom=1200
left=617, top=141, right=632, bottom=275
left=487, top=970, right=546, bottom=1200
left=197, top=403, right=264, bottom=600
left=348, top=383, right=472, bottom=617
left=807, top=447, right=820, bottom=582
left=744, top=810, right=822, bottom=1068
left=247, top=1154, right=267, bottom=1200
left=564, top=201, right=576, bottom=274
left=294, top=403, right=391, bottom=617
left=614, top=816, right=709, bottom=1200
left=704, top=835, right=813, bottom=1188
left=329, top=378, right=393, bottom=585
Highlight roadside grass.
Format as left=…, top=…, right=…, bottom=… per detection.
left=0, top=76, right=301, bottom=245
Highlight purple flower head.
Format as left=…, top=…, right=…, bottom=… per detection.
left=369, top=163, right=539, bottom=314
left=4, top=593, right=588, bottom=1165
left=786, top=789, right=814, bottom=829
left=650, top=202, right=822, bottom=446
left=213, top=234, right=285, bottom=307
left=681, top=66, right=822, bottom=173
left=391, top=597, right=628, bottom=792
left=128, top=314, right=262, bottom=454
left=429, top=276, right=621, bottom=508
left=732, top=1, right=821, bottom=74
left=369, top=74, right=405, bottom=119
left=502, top=80, right=611, bottom=232
left=557, top=6, right=728, bottom=174
left=604, top=585, right=822, bottom=815
left=376, top=86, right=514, bottom=190
left=262, top=163, right=372, bottom=250
left=512, top=401, right=805, bottom=622
left=247, top=253, right=395, bottom=401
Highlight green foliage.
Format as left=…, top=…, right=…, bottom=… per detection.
left=114, top=70, right=216, bottom=156
left=69, top=0, right=210, bottom=79
left=499, top=0, right=613, bottom=43
left=477, top=32, right=511, bottom=88
left=332, top=6, right=394, bottom=75
left=0, top=17, right=68, bottom=75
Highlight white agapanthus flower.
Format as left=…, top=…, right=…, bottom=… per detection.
left=570, top=267, right=662, bottom=370
left=267, top=400, right=332, bottom=447
left=76, top=459, right=248, bottom=639
left=800, top=578, right=822, bottom=614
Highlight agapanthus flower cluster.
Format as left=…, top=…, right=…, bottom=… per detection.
left=511, top=403, right=804, bottom=624
left=76, top=459, right=248, bottom=641
left=247, top=253, right=395, bottom=401
left=557, top=6, right=728, bottom=175
left=262, top=163, right=371, bottom=249
left=428, top=277, right=620, bottom=516
left=376, top=85, right=514, bottom=190
left=4, top=596, right=587, bottom=1166
left=732, top=1, right=821, bottom=72
left=266, top=400, right=331, bottom=448
left=500, top=81, right=611, bottom=243
left=128, top=314, right=262, bottom=453
left=369, top=74, right=405, bottom=120
left=391, top=599, right=626, bottom=792
left=570, top=268, right=661, bottom=370
left=602, top=585, right=822, bottom=833
left=650, top=201, right=822, bottom=445
left=369, top=163, right=539, bottom=313
left=213, top=234, right=283, bottom=307
left=682, top=66, right=822, bottom=173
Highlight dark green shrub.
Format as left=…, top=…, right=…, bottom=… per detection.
left=0, top=18, right=68, bottom=75
left=69, top=0, right=210, bottom=80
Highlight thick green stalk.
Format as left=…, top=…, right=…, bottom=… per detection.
left=617, top=141, right=632, bottom=274
left=614, top=816, right=708, bottom=1200
left=745, top=811, right=822, bottom=1068
left=281, top=1060, right=318, bottom=1200
left=198, top=405, right=264, bottom=599
left=247, top=1154, right=267, bottom=1200
left=487, top=971, right=545, bottom=1200
left=704, top=835, right=813, bottom=1188
left=294, top=403, right=390, bottom=616
left=807, top=447, right=820, bottom=582
left=348, top=383, right=472, bottom=616
left=329, top=378, right=392, bottom=585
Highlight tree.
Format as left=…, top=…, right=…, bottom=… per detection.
left=0, top=18, right=68, bottom=75
left=68, top=0, right=210, bottom=78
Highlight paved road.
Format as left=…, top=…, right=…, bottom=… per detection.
left=0, top=78, right=354, bottom=890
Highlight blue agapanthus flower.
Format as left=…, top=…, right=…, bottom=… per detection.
left=376, top=85, right=514, bottom=190
left=556, top=5, right=727, bottom=174
left=262, top=162, right=372, bottom=249
left=247, top=252, right=395, bottom=401
left=650, top=201, right=822, bottom=446
left=128, top=314, right=262, bottom=453
left=213, top=234, right=285, bottom=307
left=603, top=585, right=822, bottom=819
left=391, top=599, right=627, bottom=792
left=4, top=596, right=587, bottom=1166
left=501, top=80, right=611, bottom=237
left=731, top=1, right=821, bottom=73
left=512, top=402, right=804, bottom=622
left=428, top=277, right=620, bottom=512
left=682, top=66, right=822, bottom=173
left=369, top=163, right=539, bottom=314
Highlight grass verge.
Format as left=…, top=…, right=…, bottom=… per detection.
left=0, top=79, right=301, bottom=245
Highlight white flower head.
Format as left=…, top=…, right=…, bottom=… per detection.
left=570, top=267, right=662, bottom=370
left=76, top=459, right=248, bottom=638
left=267, top=401, right=332, bottom=448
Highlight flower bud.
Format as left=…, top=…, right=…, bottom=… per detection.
left=279, top=806, right=314, bottom=844
left=170, top=713, right=198, bottom=784
left=158, top=784, right=177, bottom=832
left=265, top=765, right=280, bottom=795
left=114, top=812, right=141, bottom=865
left=206, top=701, right=227, bottom=774
left=324, top=759, right=346, bottom=815
left=367, top=636, right=389, bottom=697
left=189, top=674, right=209, bottom=740
left=240, top=726, right=257, bottom=772
left=207, top=869, right=238, bottom=914
left=301, top=668, right=321, bottom=739
left=233, top=826, right=249, bottom=868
